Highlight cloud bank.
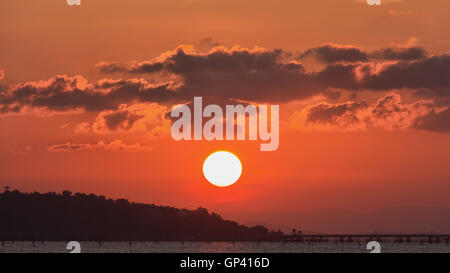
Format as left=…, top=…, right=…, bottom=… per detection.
left=0, top=43, right=448, bottom=136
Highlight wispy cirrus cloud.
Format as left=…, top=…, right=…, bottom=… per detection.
left=47, top=140, right=153, bottom=152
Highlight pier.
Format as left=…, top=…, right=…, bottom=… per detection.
left=286, top=232, right=450, bottom=244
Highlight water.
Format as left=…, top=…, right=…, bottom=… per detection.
left=0, top=241, right=449, bottom=253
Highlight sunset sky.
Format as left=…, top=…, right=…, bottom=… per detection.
left=1, top=0, right=450, bottom=233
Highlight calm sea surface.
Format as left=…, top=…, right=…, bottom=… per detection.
left=1, top=241, right=449, bottom=253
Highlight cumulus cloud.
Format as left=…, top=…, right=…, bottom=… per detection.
left=290, top=93, right=445, bottom=132
left=47, top=140, right=153, bottom=152
left=94, top=105, right=144, bottom=131
left=298, top=43, right=427, bottom=63
left=369, top=93, right=435, bottom=130
left=96, top=45, right=294, bottom=74
left=414, top=108, right=450, bottom=132
left=299, top=43, right=369, bottom=64
left=290, top=100, right=369, bottom=132
left=95, top=45, right=314, bottom=103
left=0, top=44, right=449, bottom=119
left=0, top=75, right=179, bottom=115
left=356, top=55, right=450, bottom=91
left=0, top=104, right=22, bottom=115
left=97, top=44, right=444, bottom=101
left=370, top=45, right=428, bottom=61
left=305, top=101, right=369, bottom=130
left=92, top=103, right=170, bottom=138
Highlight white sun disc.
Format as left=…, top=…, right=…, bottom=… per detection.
left=203, top=151, right=242, bottom=187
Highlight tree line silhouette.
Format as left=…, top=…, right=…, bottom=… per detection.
left=0, top=188, right=283, bottom=241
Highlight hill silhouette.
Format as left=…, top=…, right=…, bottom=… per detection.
left=0, top=189, right=283, bottom=241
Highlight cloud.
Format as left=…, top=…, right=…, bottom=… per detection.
left=388, top=9, right=421, bottom=17
left=47, top=140, right=153, bottom=152
left=0, top=44, right=449, bottom=118
left=0, top=75, right=178, bottom=115
left=0, top=104, right=22, bottom=114
left=95, top=106, right=144, bottom=131
left=197, top=37, right=221, bottom=51
left=298, top=43, right=369, bottom=64
left=95, top=45, right=314, bottom=103
left=414, top=108, right=450, bottom=132
left=370, top=45, right=428, bottom=61
left=0, top=75, right=96, bottom=113
left=59, top=123, right=69, bottom=129
left=368, top=93, right=435, bottom=130
left=298, top=43, right=427, bottom=63
left=306, top=101, right=368, bottom=128
left=290, top=100, right=369, bottom=132
left=290, top=93, right=444, bottom=132
left=356, top=55, right=450, bottom=91
left=96, top=61, right=164, bottom=74
left=96, top=45, right=293, bottom=74
left=92, top=103, right=170, bottom=138
left=9, top=146, right=32, bottom=155
left=74, top=122, right=91, bottom=134
left=95, top=62, right=127, bottom=73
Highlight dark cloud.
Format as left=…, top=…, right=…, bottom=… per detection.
left=359, top=55, right=450, bottom=91
left=97, top=45, right=448, bottom=100
left=96, top=61, right=164, bottom=74
left=416, top=87, right=450, bottom=99
left=0, top=75, right=103, bottom=112
left=97, top=46, right=314, bottom=103
left=414, top=108, right=450, bottom=132
left=99, top=107, right=144, bottom=131
left=299, top=44, right=428, bottom=64
left=0, top=75, right=180, bottom=114
left=371, top=93, right=409, bottom=119
left=1, top=45, right=449, bottom=118
left=164, top=47, right=289, bottom=74
left=95, top=46, right=449, bottom=104
left=0, top=104, right=22, bottom=114
left=370, top=46, right=428, bottom=61
left=97, top=46, right=294, bottom=75
left=307, top=101, right=368, bottom=124
left=299, top=43, right=368, bottom=64
left=314, top=63, right=360, bottom=90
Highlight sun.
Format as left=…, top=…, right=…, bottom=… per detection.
left=203, top=151, right=242, bottom=187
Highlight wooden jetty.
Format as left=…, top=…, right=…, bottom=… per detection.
left=285, top=233, right=450, bottom=244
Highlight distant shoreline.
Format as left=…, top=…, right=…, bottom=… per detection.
left=0, top=189, right=283, bottom=242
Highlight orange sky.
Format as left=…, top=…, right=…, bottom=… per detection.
left=1, top=0, right=450, bottom=233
